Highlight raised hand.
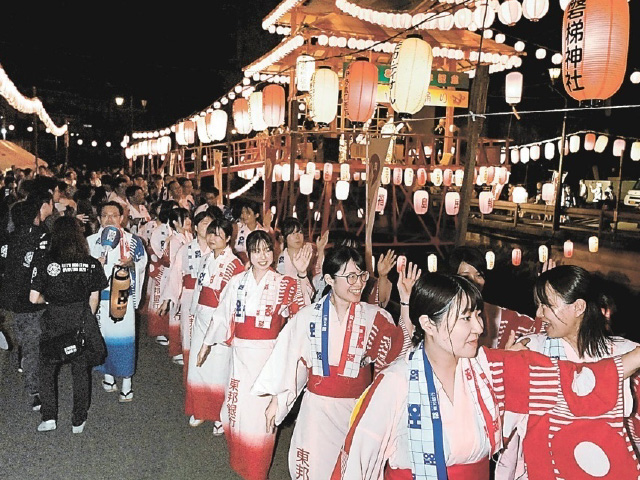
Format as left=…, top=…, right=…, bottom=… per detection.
left=293, top=243, right=313, bottom=276
left=397, top=262, right=421, bottom=304
left=315, top=230, right=329, bottom=253
left=377, top=249, right=398, bottom=278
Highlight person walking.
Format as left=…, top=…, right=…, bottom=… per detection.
left=30, top=216, right=108, bottom=433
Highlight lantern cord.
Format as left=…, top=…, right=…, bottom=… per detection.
left=227, top=172, right=264, bottom=200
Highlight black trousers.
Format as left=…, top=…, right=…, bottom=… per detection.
left=39, top=354, right=91, bottom=425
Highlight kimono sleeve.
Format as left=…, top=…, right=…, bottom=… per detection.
left=331, top=371, right=405, bottom=480
left=202, top=274, right=238, bottom=346
left=160, top=244, right=185, bottom=304
left=251, top=309, right=310, bottom=425
left=131, top=234, right=148, bottom=309
left=367, top=309, right=411, bottom=375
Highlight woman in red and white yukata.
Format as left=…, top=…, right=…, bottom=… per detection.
left=449, top=247, right=544, bottom=349
left=145, top=201, right=178, bottom=345
left=156, top=208, right=192, bottom=363
left=186, top=216, right=244, bottom=430
left=494, top=265, right=640, bottom=480
left=251, top=245, right=412, bottom=480
left=233, top=199, right=270, bottom=265
left=333, top=271, right=640, bottom=480
left=197, top=229, right=311, bottom=480
left=158, top=210, right=214, bottom=376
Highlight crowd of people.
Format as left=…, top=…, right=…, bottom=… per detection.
left=1, top=163, right=640, bottom=479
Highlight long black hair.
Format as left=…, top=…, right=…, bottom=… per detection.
left=447, top=246, right=487, bottom=279
left=281, top=217, right=304, bottom=248
left=49, top=216, right=90, bottom=262
left=322, top=245, right=366, bottom=278
left=535, top=265, right=614, bottom=358
left=409, top=273, right=484, bottom=346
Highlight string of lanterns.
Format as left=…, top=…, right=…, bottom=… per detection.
left=228, top=171, right=264, bottom=200
left=0, top=64, right=68, bottom=137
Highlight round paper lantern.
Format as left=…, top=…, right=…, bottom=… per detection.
left=336, top=210, right=343, bottom=221
left=613, top=138, right=626, bottom=156
left=323, top=163, right=334, bottom=182
left=443, top=169, right=453, bottom=187
left=310, top=67, right=339, bottom=124
left=296, top=55, right=315, bottom=92
left=479, top=191, right=494, bottom=214
left=344, top=59, right=378, bottom=123
left=544, top=142, right=555, bottom=159
left=300, top=174, right=313, bottom=195
left=205, top=110, right=227, bottom=142
left=431, top=168, right=443, bottom=186
left=390, top=35, right=433, bottom=116
left=541, top=183, right=555, bottom=202
left=499, top=0, right=522, bottom=26
left=445, top=191, right=460, bottom=215
left=523, top=0, right=549, bottom=21
left=232, top=98, right=252, bottom=135
left=249, top=92, right=268, bottom=132
left=569, top=135, right=580, bottom=153
left=413, top=190, right=429, bottom=214
left=512, top=186, right=528, bottom=204
left=511, top=149, right=520, bottom=164
left=376, top=187, right=388, bottom=212
left=336, top=180, right=350, bottom=200
left=530, top=144, right=541, bottom=161
left=273, top=164, right=283, bottom=182
left=306, top=162, right=316, bottom=175
left=454, top=8, right=473, bottom=28
left=584, top=133, right=596, bottom=150
left=474, top=1, right=496, bottom=28
left=404, top=168, right=414, bottom=187
left=381, top=167, right=391, bottom=185
left=505, top=72, right=523, bottom=104
left=485, top=251, right=495, bottom=270
left=486, top=166, right=496, bottom=184
left=560, top=0, right=570, bottom=10
left=594, top=135, right=609, bottom=153
left=520, top=146, right=530, bottom=164
left=393, top=167, right=403, bottom=185
left=417, top=168, right=428, bottom=186
left=589, top=236, right=599, bottom=253
left=512, top=248, right=522, bottom=266
left=262, top=84, right=285, bottom=127
left=340, top=163, right=351, bottom=181
left=564, top=239, right=574, bottom=258
left=427, top=254, right=438, bottom=273
left=562, top=0, right=630, bottom=101
left=455, top=169, right=465, bottom=187
left=536, top=48, right=547, bottom=59
left=538, top=245, right=549, bottom=263
left=630, top=142, right=640, bottom=161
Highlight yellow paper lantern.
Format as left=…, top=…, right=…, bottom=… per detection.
left=538, top=245, right=549, bottom=263
left=589, top=236, right=599, bottom=253
left=427, top=254, right=438, bottom=273
left=485, top=251, right=495, bottom=270
left=340, top=163, right=351, bottom=181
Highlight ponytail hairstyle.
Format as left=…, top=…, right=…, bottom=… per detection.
left=534, top=265, right=614, bottom=358
left=167, top=207, right=190, bottom=232
left=409, top=273, right=483, bottom=347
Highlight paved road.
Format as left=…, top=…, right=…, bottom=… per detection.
left=0, top=317, right=293, bottom=480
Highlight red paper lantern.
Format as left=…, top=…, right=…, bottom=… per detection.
left=562, top=0, right=630, bottom=101
left=512, top=248, right=522, bottom=266
left=262, top=84, right=285, bottom=128
left=323, top=163, right=333, bottom=181
left=584, top=133, right=596, bottom=150
left=417, top=168, right=428, bottom=186
left=445, top=191, right=460, bottom=215
left=232, top=99, right=252, bottom=135
left=413, top=190, right=429, bottom=214
left=344, top=59, right=378, bottom=124
left=393, top=167, right=403, bottom=185
left=479, top=191, right=494, bottom=214
left=443, top=169, right=453, bottom=187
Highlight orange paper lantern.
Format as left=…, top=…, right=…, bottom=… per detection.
left=512, top=248, right=522, bottom=266
left=344, top=59, right=378, bottom=124
left=232, top=99, right=252, bottom=135
left=584, top=133, right=597, bottom=150
left=417, top=168, right=428, bottom=186
left=262, top=84, right=285, bottom=128
left=562, top=0, right=630, bottom=101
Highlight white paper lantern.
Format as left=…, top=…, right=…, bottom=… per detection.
left=479, top=191, right=494, bottom=214
left=310, top=67, right=339, bottom=124
left=427, top=254, right=438, bottom=272
left=530, top=144, right=541, bottom=160
left=431, top=168, right=443, bottom=186
left=594, top=135, right=609, bottom=153
left=542, top=182, right=555, bottom=202
left=296, top=55, right=315, bottom=92
left=381, top=166, right=391, bottom=185
left=454, top=8, right=473, bottom=28
left=512, top=186, right=528, bottom=203
left=512, top=248, right=522, bottom=266
left=443, top=169, right=453, bottom=187
left=249, top=92, right=268, bottom=132
left=520, top=146, right=530, bottom=164
left=511, top=149, right=520, bottom=164
left=281, top=164, right=291, bottom=182
left=538, top=245, right=549, bottom=263
left=455, top=169, right=465, bottom=187
left=474, top=1, right=496, bottom=28
left=505, top=72, right=523, bottom=104
left=485, top=251, right=495, bottom=270
left=544, top=142, right=555, bottom=159
left=535, top=48, right=547, bottom=59
left=445, top=191, right=460, bottom=215
left=300, top=173, right=313, bottom=195
left=376, top=187, right=388, bottom=212
left=306, top=162, right=316, bottom=175
left=206, top=110, right=228, bottom=142
left=613, top=138, right=626, bottom=157
left=569, top=135, right=580, bottom=153
left=232, top=98, right=252, bottom=135
left=340, top=163, right=351, bottom=181
left=390, top=35, right=433, bottom=115
left=393, top=167, right=403, bottom=185
left=523, top=0, right=549, bottom=21
left=499, top=0, right=522, bottom=25
left=631, top=142, right=640, bottom=161
left=336, top=180, right=350, bottom=200
left=404, top=168, right=414, bottom=187
left=589, top=236, right=599, bottom=253
left=564, top=239, right=574, bottom=258
left=414, top=190, right=429, bottom=214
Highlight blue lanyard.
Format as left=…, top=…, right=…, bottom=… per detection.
left=422, top=348, right=448, bottom=480
left=321, top=295, right=331, bottom=376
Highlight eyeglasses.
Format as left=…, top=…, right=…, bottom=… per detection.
left=334, top=271, right=370, bottom=285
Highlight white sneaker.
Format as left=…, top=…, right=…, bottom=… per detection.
left=212, top=421, right=224, bottom=436
left=72, top=421, right=86, bottom=434
left=189, top=415, right=204, bottom=427
left=37, top=420, right=57, bottom=432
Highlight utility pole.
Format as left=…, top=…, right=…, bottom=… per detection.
left=33, top=86, right=39, bottom=168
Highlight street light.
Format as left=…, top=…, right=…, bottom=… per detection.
left=115, top=96, right=125, bottom=106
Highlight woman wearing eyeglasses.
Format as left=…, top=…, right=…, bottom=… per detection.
left=252, top=245, right=411, bottom=480
left=196, top=230, right=309, bottom=480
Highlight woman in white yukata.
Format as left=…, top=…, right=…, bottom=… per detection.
left=158, top=210, right=214, bottom=377
left=157, top=207, right=192, bottom=363
left=333, top=271, right=640, bottom=480
left=276, top=217, right=317, bottom=301
left=186, top=216, right=244, bottom=430
left=495, top=265, right=640, bottom=480
left=197, top=229, right=311, bottom=480
left=233, top=199, right=270, bottom=265
left=251, top=245, right=412, bottom=480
